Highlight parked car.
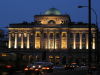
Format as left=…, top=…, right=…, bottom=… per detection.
left=65, top=64, right=74, bottom=70
left=24, top=64, right=41, bottom=75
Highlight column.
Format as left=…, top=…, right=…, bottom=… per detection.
left=54, top=32, right=55, bottom=49
left=66, top=32, right=67, bottom=49
left=86, top=33, right=88, bottom=49
left=21, top=33, right=23, bottom=49
left=27, top=33, right=29, bottom=49
left=33, top=31, right=35, bottom=49
left=93, top=34, right=95, bottom=49
left=14, top=33, right=17, bottom=48
left=73, top=33, right=76, bottom=49
left=67, top=33, right=69, bottom=49
left=8, top=33, right=11, bottom=48
left=40, top=31, right=43, bottom=49
left=60, top=32, right=62, bottom=49
left=47, top=31, right=49, bottom=49
left=80, top=33, right=82, bottom=49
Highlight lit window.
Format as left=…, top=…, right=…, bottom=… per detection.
left=24, top=33, right=27, bottom=37
left=12, top=33, right=14, bottom=37
left=19, top=34, right=21, bottom=37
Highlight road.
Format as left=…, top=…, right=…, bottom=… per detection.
left=1, top=67, right=99, bottom=75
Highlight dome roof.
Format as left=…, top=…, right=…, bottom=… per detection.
left=45, top=7, right=61, bottom=15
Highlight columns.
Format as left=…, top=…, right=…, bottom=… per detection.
left=14, top=34, right=17, bottom=48
left=27, top=33, right=29, bottom=49
left=8, top=34, right=11, bottom=48
left=73, top=33, right=76, bottom=49
left=86, top=33, right=88, bottom=49
left=80, top=33, right=82, bottom=49
left=93, top=34, right=95, bottom=49
left=21, top=33, right=23, bottom=48
left=47, top=31, right=49, bottom=49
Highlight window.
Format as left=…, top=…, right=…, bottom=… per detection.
left=50, top=33, right=53, bottom=37
left=6, top=43, right=7, bottom=47
left=48, top=20, right=55, bottom=24
left=56, top=33, right=59, bottom=37
left=63, top=33, right=66, bottom=37
left=30, top=33, right=33, bottom=38
left=44, top=33, right=47, bottom=37
left=37, top=33, right=40, bottom=37
left=70, top=44, right=73, bottom=49
left=70, top=33, right=73, bottom=38
left=18, top=33, right=21, bottom=37
left=76, top=33, right=79, bottom=38
left=12, top=33, right=14, bottom=37
left=24, top=33, right=27, bottom=37
left=31, top=33, right=33, bottom=35
left=82, top=33, right=85, bottom=38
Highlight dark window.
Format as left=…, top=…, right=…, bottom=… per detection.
left=70, top=33, right=73, bottom=38
left=44, top=33, right=47, bottom=37
left=63, top=33, right=66, bottom=37
left=50, top=33, right=53, bottom=37
left=37, top=33, right=40, bottom=37
left=56, top=33, right=59, bottom=37
left=82, top=33, right=85, bottom=38
left=76, top=33, right=79, bottom=38
left=48, top=20, right=55, bottom=24
left=70, top=44, right=73, bottom=49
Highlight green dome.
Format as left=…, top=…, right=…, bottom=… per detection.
left=45, top=8, right=61, bottom=15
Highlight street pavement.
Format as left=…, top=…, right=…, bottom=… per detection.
left=1, top=67, right=99, bottom=75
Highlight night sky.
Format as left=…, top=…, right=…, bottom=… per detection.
left=0, top=0, right=100, bottom=32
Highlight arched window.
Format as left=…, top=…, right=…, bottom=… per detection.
left=48, top=20, right=55, bottom=24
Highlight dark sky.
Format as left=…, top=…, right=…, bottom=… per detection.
left=0, top=0, right=100, bottom=32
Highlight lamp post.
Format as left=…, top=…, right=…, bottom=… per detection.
left=78, top=1, right=99, bottom=66
left=78, top=0, right=92, bottom=74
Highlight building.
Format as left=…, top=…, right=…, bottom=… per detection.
left=0, top=29, right=8, bottom=51
left=7, top=7, right=99, bottom=66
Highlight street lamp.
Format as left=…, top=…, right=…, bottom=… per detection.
left=78, top=6, right=97, bottom=26
left=78, top=5, right=99, bottom=65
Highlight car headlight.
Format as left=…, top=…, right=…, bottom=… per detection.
left=33, top=66, right=35, bottom=68
left=38, top=65, right=41, bottom=68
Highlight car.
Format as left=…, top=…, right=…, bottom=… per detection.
left=90, top=64, right=97, bottom=71
left=41, top=62, right=54, bottom=73
left=71, top=63, right=79, bottom=68
left=35, top=62, right=54, bottom=73
left=24, top=64, right=42, bottom=75
left=65, top=64, right=74, bottom=70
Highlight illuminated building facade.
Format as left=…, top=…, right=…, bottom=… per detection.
left=8, top=8, right=98, bottom=65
